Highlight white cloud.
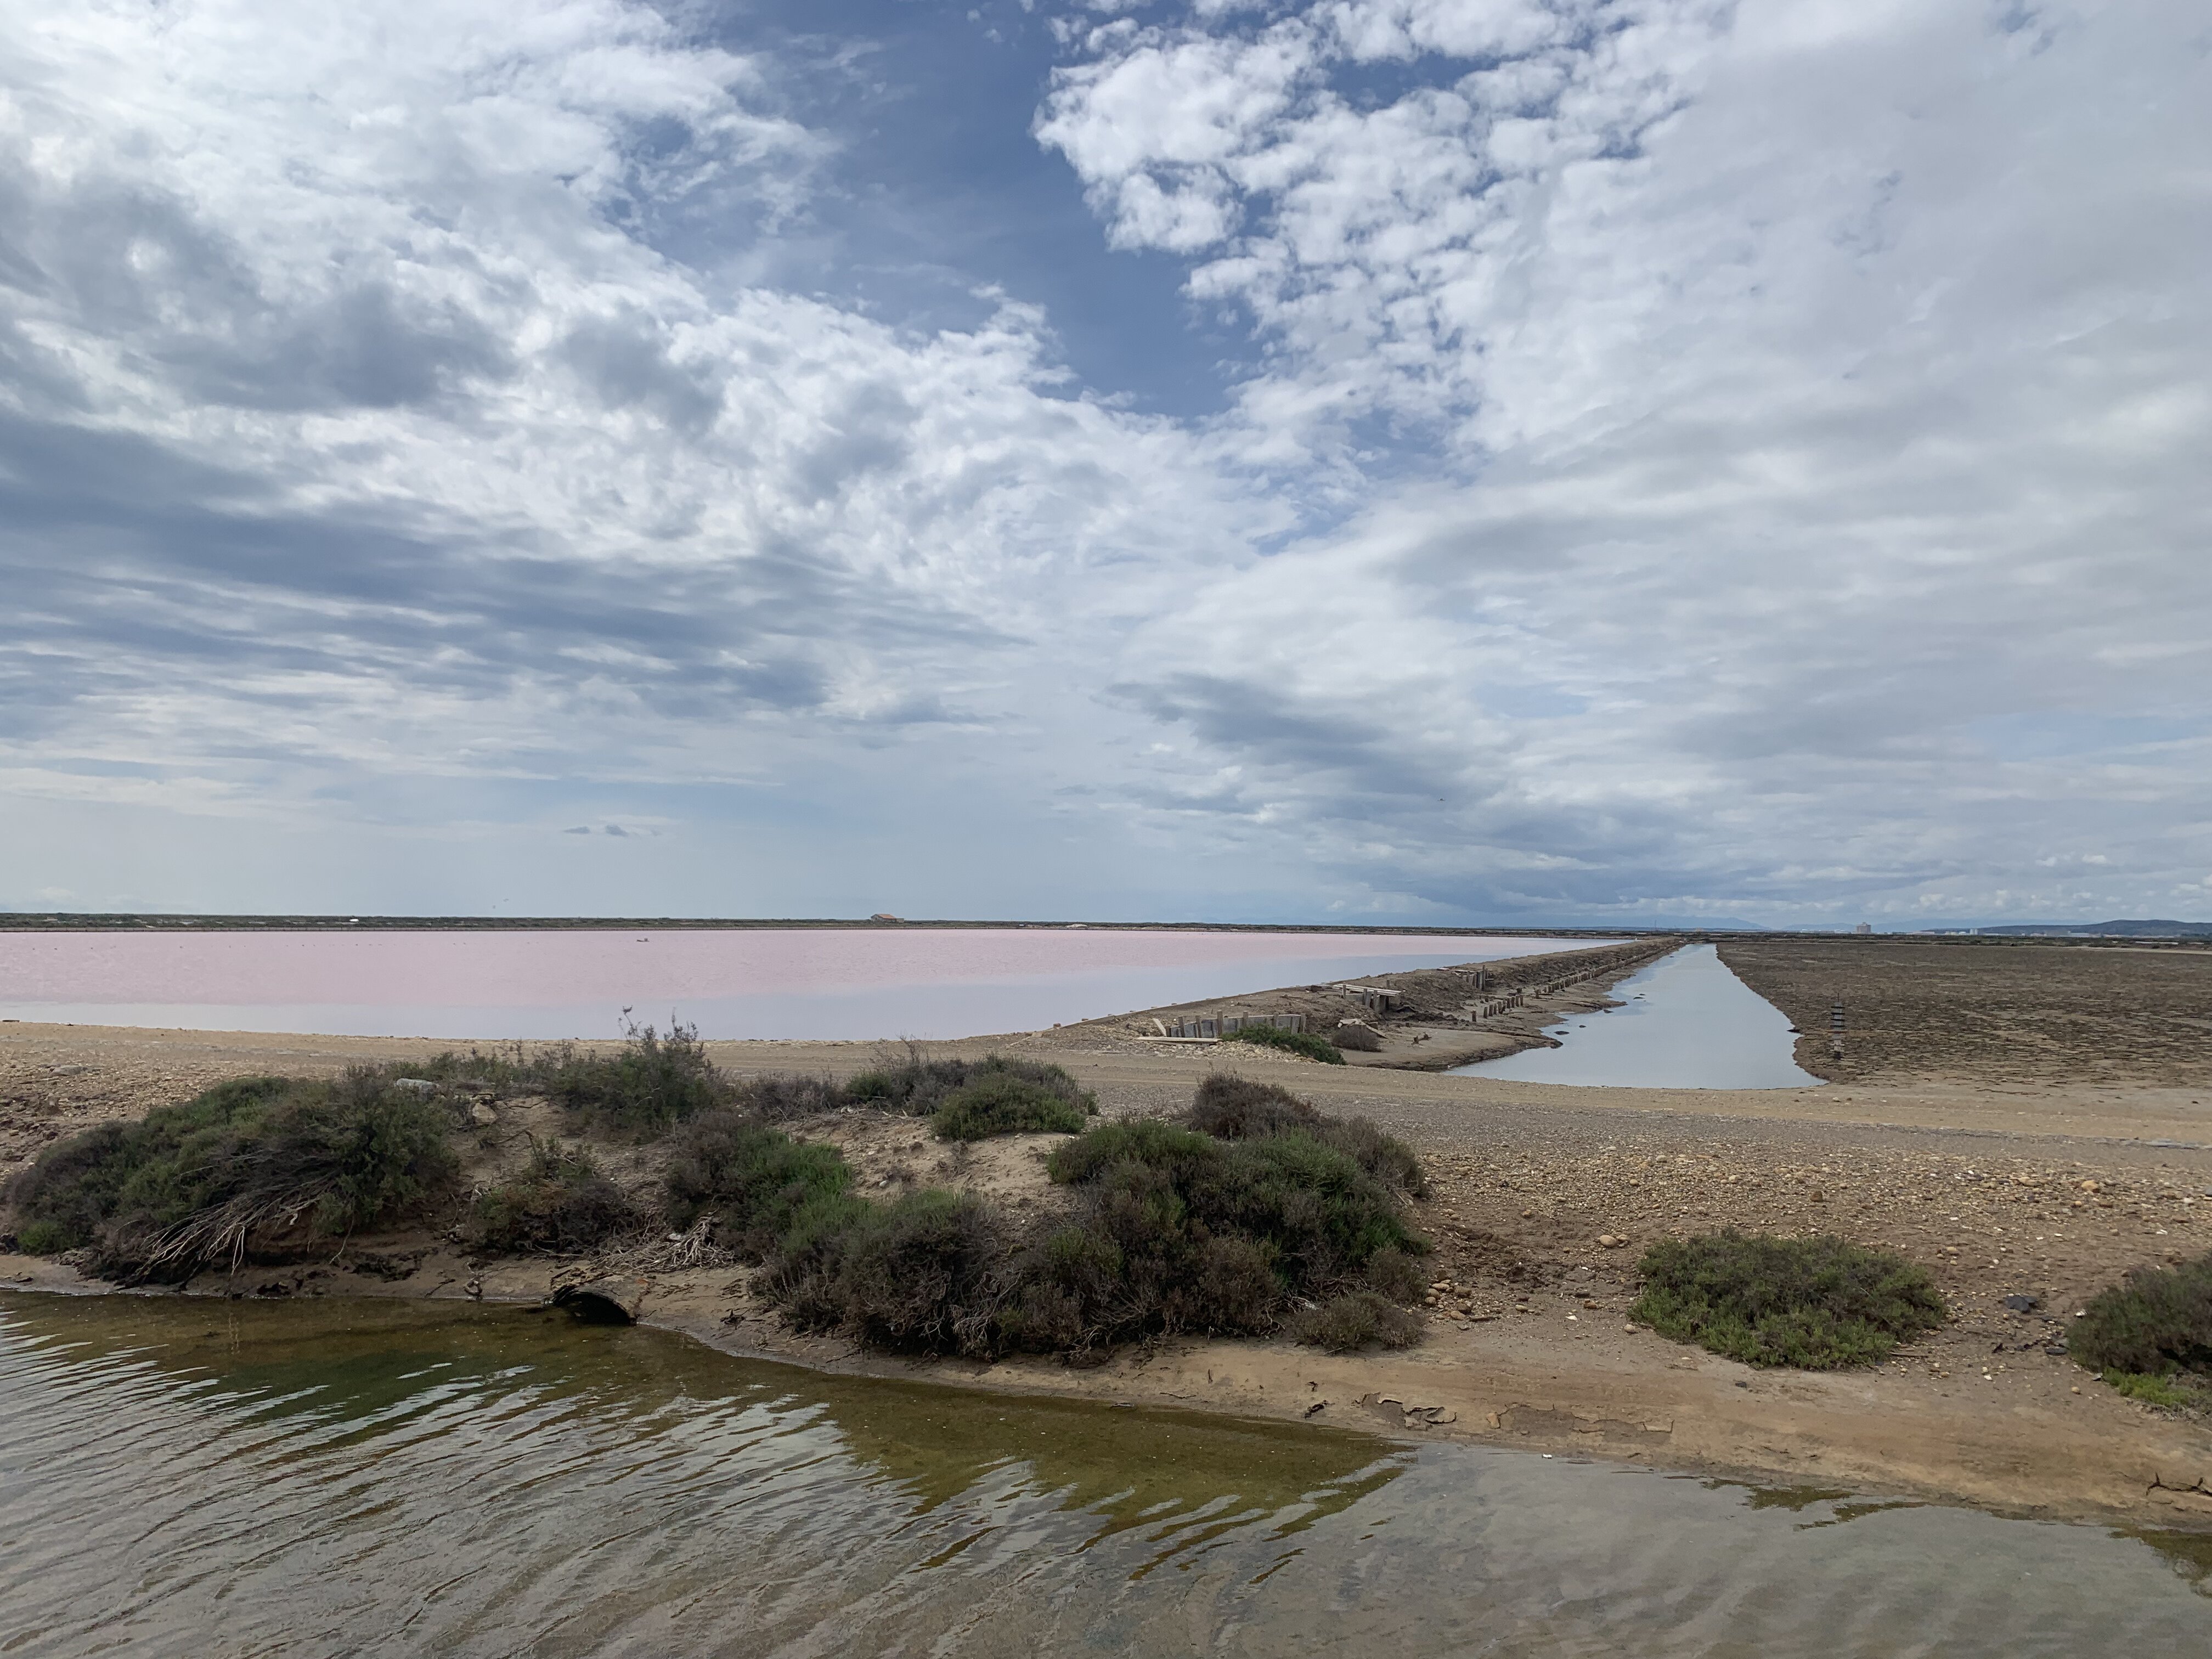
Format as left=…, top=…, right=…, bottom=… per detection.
left=0, top=0, right=2205, bottom=926
left=0, top=0, right=1277, bottom=860
left=1049, top=0, right=2212, bottom=921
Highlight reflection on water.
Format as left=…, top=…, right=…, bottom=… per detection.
left=1, top=1294, right=2204, bottom=1657
left=1454, top=943, right=1826, bottom=1088
left=0, top=928, right=1609, bottom=1040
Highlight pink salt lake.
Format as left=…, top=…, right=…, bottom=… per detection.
left=0, top=929, right=1604, bottom=1041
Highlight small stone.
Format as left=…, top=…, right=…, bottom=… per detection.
left=468, top=1102, right=498, bottom=1127
left=391, top=1078, right=438, bottom=1094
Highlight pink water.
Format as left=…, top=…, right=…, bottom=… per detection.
left=0, top=929, right=1606, bottom=1041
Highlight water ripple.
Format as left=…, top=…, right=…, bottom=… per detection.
left=1, top=1293, right=2203, bottom=1657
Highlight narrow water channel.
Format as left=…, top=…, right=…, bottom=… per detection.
left=2, top=1294, right=2203, bottom=1656
left=1453, top=943, right=1826, bottom=1088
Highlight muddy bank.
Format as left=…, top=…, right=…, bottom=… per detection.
left=7, top=1223, right=2209, bottom=1531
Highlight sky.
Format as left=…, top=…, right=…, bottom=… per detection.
left=1, top=0, right=2207, bottom=929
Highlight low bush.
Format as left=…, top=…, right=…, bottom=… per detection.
left=664, top=1111, right=856, bottom=1257
left=1181, top=1075, right=1429, bottom=1197
left=360, top=1047, right=533, bottom=1092
left=471, top=1144, right=639, bottom=1255
left=2072, top=1251, right=2212, bottom=1384
left=3, top=1071, right=457, bottom=1280
left=769, top=1188, right=1006, bottom=1354
left=727, top=1073, right=848, bottom=1123
left=1631, top=1231, right=1946, bottom=1369
left=930, top=1075, right=1089, bottom=1141
left=540, top=1019, right=730, bottom=1135
left=1220, top=1026, right=1345, bottom=1064
left=1184, top=1074, right=1318, bottom=1140
left=845, top=1053, right=1094, bottom=1120
left=1025, top=1111, right=1429, bottom=1352
left=2101, top=1369, right=2210, bottom=1410
left=736, top=1077, right=1430, bottom=1363
left=1291, top=1290, right=1425, bottom=1353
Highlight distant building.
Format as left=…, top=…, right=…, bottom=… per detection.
left=869, top=912, right=902, bottom=923
left=1854, top=923, right=1872, bottom=935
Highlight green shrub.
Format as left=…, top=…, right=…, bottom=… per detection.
left=1220, top=1026, right=1345, bottom=1064
left=845, top=1053, right=1094, bottom=1119
left=932, top=1076, right=1090, bottom=1141
left=471, top=1144, right=639, bottom=1255
left=1631, top=1231, right=1946, bottom=1369
left=3, top=1071, right=457, bottom=1280
left=1291, top=1290, right=1425, bottom=1353
left=2072, top=1251, right=2212, bottom=1379
left=361, top=1048, right=532, bottom=1091
left=2101, top=1369, right=2209, bottom=1410
left=751, top=1188, right=874, bottom=1326
left=727, top=1072, right=847, bottom=1122
left=1021, top=1116, right=1428, bottom=1351
left=769, top=1189, right=1007, bottom=1354
left=1045, top=1118, right=1219, bottom=1186
left=14, top=1220, right=73, bottom=1255
left=1362, top=1244, right=1427, bottom=1302
left=1306, top=1115, right=1430, bottom=1198
left=540, top=1019, right=730, bottom=1135
left=664, top=1111, right=856, bottom=1257
left=1185, top=1074, right=1318, bottom=1140
left=1181, top=1075, right=1429, bottom=1196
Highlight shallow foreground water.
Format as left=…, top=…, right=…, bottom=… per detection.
left=0, top=928, right=1601, bottom=1040
left=2, top=1295, right=2204, bottom=1657
left=1454, top=944, right=1825, bottom=1089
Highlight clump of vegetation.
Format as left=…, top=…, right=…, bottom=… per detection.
left=360, top=1047, right=533, bottom=1091
left=1182, top=1075, right=1428, bottom=1197
left=1220, top=1025, right=1345, bottom=1064
left=769, top=1188, right=1007, bottom=1353
left=930, top=1075, right=1090, bottom=1141
left=844, top=1053, right=1094, bottom=1120
left=664, top=1111, right=857, bottom=1258
left=1291, top=1289, right=1425, bottom=1353
left=2100, top=1369, right=2210, bottom=1410
left=470, top=1143, right=639, bottom=1255
left=2072, top=1251, right=2212, bottom=1405
left=1630, top=1231, right=1946, bottom=1369
left=539, top=1018, right=731, bottom=1135
left=4, top=1072, right=457, bottom=1280
left=726, top=1072, right=848, bottom=1123
left=1014, top=1111, right=1430, bottom=1354
left=1182, top=1073, right=1318, bottom=1140
left=738, top=1082, right=1433, bottom=1362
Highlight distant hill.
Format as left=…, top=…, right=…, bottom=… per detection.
left=1960, top=919, right=2212, bottom=938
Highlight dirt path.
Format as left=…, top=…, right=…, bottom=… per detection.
left=4, top=1016, right=2211, bottom=1527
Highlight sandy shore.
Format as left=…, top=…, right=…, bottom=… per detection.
left=5, top=1006, right=2211, bottom=1529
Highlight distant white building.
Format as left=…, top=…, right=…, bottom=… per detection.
left=1854, top=922, right=1872, bottom=935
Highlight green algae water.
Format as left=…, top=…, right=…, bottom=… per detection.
left=1, top=1294, right=2204, bottom=1656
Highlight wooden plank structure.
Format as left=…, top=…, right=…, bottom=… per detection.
left=1157, top=1012, right=1310, bottom=1040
